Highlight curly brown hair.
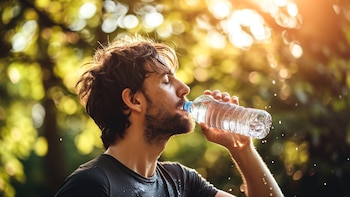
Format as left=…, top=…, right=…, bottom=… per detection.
left=76, top=35, right=178, bottom=149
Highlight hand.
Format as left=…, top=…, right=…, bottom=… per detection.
left=199, top=90, right=252, bottom=150
left=200, top=91, right=284, bottom=197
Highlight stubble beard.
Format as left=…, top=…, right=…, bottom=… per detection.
left=144, top=100, right=195, bottom=145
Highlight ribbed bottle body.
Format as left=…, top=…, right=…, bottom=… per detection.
left=185, top=95, right=272, bottom=139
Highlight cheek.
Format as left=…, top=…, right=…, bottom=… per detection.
left=147, top=98, right=172, bottom=115
left=153, top=90, right=174, bottom=104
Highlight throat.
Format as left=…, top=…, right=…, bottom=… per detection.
left=105, top=140, right=167, bottom=178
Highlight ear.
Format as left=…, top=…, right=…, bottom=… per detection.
left=121, top=88, right=142, bottom=113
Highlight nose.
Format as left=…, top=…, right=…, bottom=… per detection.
left=176, top=78, right=190, bottom=98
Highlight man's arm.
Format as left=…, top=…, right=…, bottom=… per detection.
left=201, top=123, right=283, bottom=197
left=199, top=90, right=283, bottom=197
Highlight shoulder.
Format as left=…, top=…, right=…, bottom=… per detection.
left=158, top=161, right=190, bottom=174
left=69, top=154, right=113, bottom=182
left=55, top=155, right=112, bottom=197
left=157, top=161, right=207, bottom=183
left=158, top=161, right=199, bottom=176
left=157, top=161, right=219, bottom=197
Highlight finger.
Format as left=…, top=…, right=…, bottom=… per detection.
left=203, top=89, right=212, bottom=95
left=231, top=96, right=239, bottom=105
left=199, top=123, right=218, bottom=142
left=203, top=90, right=233, bottom=103
left=199, top=123, right=210, bottom=136
left=211, top=90, right=221, bottom=99
left=204, top=90, right=222, bottom=99
left=221, top=92, right=231, bottom=102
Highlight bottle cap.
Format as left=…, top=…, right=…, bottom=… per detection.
left=183, top=101, right=192, bottom=112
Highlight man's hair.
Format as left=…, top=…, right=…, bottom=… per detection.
left=76, top=35, right=178, bottom=149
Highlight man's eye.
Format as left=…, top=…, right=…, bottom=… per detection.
left=163, top=80, right=170, bottom=85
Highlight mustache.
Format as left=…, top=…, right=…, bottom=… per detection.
left=176, top=99, right=187, bottom=109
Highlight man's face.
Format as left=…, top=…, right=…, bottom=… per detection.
left=140, top=64, right=194, bottom=145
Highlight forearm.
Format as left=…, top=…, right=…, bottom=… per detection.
left=228, top=144, right=283, bottom=197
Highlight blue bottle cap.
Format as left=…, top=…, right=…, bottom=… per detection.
left=183, top=101, right=192, bottom=112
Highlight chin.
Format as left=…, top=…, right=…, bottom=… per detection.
left=180, top=116, right=196, bottom=134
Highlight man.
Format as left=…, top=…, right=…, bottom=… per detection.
left=55, top=35, right=283, bottom=197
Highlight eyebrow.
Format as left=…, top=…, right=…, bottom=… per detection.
left=160, top=69, right=174, bottom=78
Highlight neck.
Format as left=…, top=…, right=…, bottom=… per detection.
left=105, top=131, right=169, bottom=178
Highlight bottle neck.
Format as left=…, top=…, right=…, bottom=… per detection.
left=183, top=101, right=193, bottom=112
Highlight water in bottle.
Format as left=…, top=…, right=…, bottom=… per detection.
left=183, top=94, right=272, bottom=139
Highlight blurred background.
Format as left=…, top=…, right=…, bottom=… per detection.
left=1, top=0, right=350, bottom=196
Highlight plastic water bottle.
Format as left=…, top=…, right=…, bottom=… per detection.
left=183, top=95, right=272, bottom=139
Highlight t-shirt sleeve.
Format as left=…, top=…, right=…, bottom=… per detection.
left=54, top=167, right=109, bottom=197
left=184, top=165, right=218, bottom=197
left=161, top=162, right=218, bottom=197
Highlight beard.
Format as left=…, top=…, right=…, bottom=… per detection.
left=143, top=98, right=195, bottom=145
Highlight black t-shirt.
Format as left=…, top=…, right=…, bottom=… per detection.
left=55, top=154, right=218, bottom=197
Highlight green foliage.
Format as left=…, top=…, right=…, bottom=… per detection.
left=1, top=0, right=350, bottom=196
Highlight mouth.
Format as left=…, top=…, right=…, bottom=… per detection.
left=177, top=99, right=187, bottom=111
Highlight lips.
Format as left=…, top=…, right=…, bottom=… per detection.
left=177, top=99, right=187, bottom=110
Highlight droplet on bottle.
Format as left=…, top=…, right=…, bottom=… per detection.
left=59, top=137, right=63, bottom=142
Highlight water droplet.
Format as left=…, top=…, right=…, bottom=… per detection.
left=294, top=103, right=299, bottom=107
left=313, top=163, right=317, bottom=167
left=273, top=93, right=277, bottom=97
left=347, top=158, right=349, bottom=161
left=272, top=80, right=276, bottom=84
left=271, top=160, right=275, bottom=164
left=323, top=182, right=327, bottom=186
left=281, top=133, right=285, bottom=137
left=262, top=177, right=268, bottom=185
left=227, top=177, right=231, bottom=181
left=59, top=137, right=63, bottom=142
left=278, top=120, right=282, bottom=124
